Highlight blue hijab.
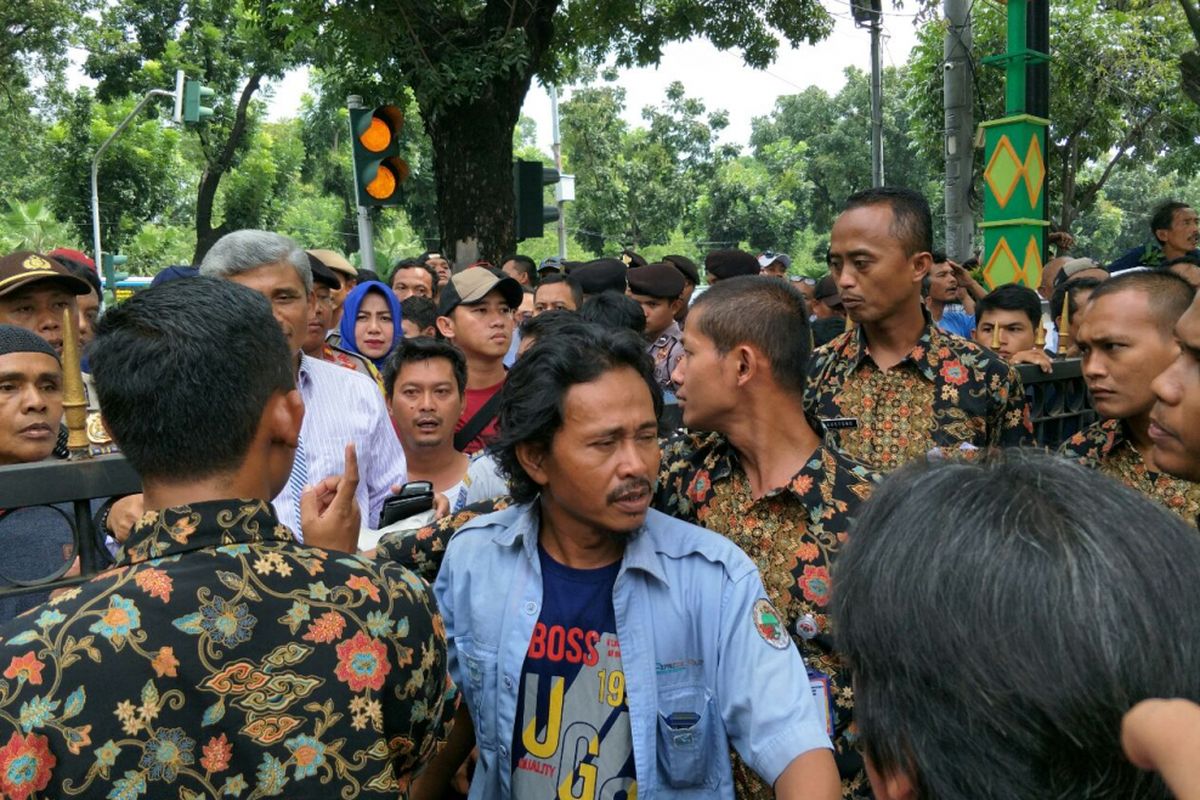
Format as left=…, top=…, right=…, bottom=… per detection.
left=338, top=280, right=403, bottom=370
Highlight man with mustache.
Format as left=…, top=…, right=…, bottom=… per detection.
left=1060, top=270, right=1200, bottom=523
left=1108, top=200, right=1200, bottom=273
left=0, top=251, right=91, bottom=356
left=384, top=337, right=471, bottom=512
left=420, top=324, right=839, bottom=799
left=805, top=188, right=1031, bottom=470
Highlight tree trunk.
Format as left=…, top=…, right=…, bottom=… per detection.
left=191, top=72, right=263, bottom=264
left=423, top=82, right=523, bottom=268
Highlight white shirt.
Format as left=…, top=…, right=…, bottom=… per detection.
left=272, top=355, right=407, bottom=536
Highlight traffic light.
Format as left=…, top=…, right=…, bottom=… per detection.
left=182, top=79, right=215, bottom=123
left=513, top=160, right=561, bottom=241
left=349, top=105, right=409, bottom=207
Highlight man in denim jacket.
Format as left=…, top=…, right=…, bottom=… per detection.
left=422, top=324, right=838, bottom=799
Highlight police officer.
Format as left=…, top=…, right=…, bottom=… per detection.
left=627, top=262, right=686, bottom=398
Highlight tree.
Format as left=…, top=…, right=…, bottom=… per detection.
left=906, top=0, right=1200, bottom=233
left=84, top=0, right=306, bottom=262
left=291, top=0, right=834, bottom=264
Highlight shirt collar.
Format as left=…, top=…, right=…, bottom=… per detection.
left=118, top=498, right=295, bottom=566
left=844, top=307, right=942, bottom=382
left=494, top=501, right=669, bottom=586
left=695, top=431, right=840, bottom=503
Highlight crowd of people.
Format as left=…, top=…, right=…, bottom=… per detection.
left=0, top=187, right=1199, bottom=799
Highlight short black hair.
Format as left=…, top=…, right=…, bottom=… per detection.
left=90, top=277, right=294, bottom=481
left=356, top=268, right=381, bottom=284
left=534, top=273, right=583, bottom=309
left=492, top=324, right=662, bottom=503
left=1050, top=276, right=1104, bottom=325
left=518, top=309, right=590, bottom=348
left=382, top=335, right=467, bottom=398
left=974, top=283, right=1042, bottom=330
left=1087, top=269, right=1195, bottom=336
left=690, top=275, right=811, bottom=396
left=843, top=187, right=933, bottom=256
left=579, top=291, right=646, bottom=334
left=1150, top=200, right=1192, bottom=240
left=503, top=254, right=538, bottom=286
left=391, top=257, right=439, bottom=298
left=833, top=451, right=1200, bottom=800
left=400, top=296, right=437, bottom=332
left=931, top=250, right=947, bottom=264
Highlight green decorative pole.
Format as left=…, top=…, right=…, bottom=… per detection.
left=979, top=0, right=1050, bottom=289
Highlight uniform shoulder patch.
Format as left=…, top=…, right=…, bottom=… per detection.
left=752, top=598, right=790, bottom=650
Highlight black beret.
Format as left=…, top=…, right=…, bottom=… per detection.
left=572, top=259, right=627, bottom=295
left=627, top=263, right=685, bottom=299
left=620, top=250, right=648, bottom=268
left=306, top=253, right=342, bottom=290
left=705, top=249, right=760, bottom=280
left=663, top=254, right=700, bottom=285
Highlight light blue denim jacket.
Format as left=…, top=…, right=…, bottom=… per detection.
left=434, top=503, right=832, bottom=799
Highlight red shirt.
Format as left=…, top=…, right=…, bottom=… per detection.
left=456, top=380, right=504, bottom=454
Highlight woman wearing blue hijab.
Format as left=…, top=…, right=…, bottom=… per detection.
left=338, top=280, right=403, bottom=372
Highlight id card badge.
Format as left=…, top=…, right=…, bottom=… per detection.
left=822, top=417, right=858, bottom=430
left=808, top=671, right=834, bottom=737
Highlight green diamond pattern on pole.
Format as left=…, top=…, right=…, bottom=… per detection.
left=984, top=235, right=1020, bottom=288
left=985, top=135, right=1023, bottom=209
left=1024, top=136, right=1045, bottom=207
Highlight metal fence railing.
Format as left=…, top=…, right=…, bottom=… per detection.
left=1016, top=359, right=1097, bottom=449
left=0, top=455, right=141, bottom=598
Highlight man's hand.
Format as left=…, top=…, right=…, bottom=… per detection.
left=1122, top=698, right=1200, bottom=800
left=107, top=494, right=145, bottom=543
left=386, top=484, right=451, bottom=519
left=1009, top=348, right=1053, bottom=373
left=949, top=260, right=985, bottom=302
left=300, top=443, right=361, bottom=552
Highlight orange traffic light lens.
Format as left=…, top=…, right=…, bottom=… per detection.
left=360, top=117, right=392, bottom=152
left=365, top=165, right=398, bottom=200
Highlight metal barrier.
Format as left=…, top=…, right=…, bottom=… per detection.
left=1015, top=359, right=1097, bottom=449
left=0, top=455, right=141, bottom=597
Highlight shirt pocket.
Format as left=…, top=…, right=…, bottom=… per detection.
left=455, top=636, right=499, bottom=751
left=656, top=683, right=718, bottom=789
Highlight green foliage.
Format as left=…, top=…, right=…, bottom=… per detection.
left=0, top=200, right=81, bottom=253
left=123, top=222, right=195, bottom=274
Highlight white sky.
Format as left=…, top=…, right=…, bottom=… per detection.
left=263, top=8, right=923, bottom=150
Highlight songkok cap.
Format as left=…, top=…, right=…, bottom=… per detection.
left=705, top=249, right=760, bottom=281
left=620, top=250, right=647, bottom=268
left=306, top=253, right=341, bottom=290
left=307, top=249, right=357, bottom=280
left=814, top=275, right=842, bottom=307
left=150, top=265, right=199, bottom=288
left=438, top=268, right=523, bottom=317
left=0, top=251, right=91, bottom=298
left=757, top=252, right=792, bottom=269
left=662, top=255, right=699, bottom=285
left=571, top=259, right=627, bottom=295
left=627, top=262, right=685, bottom=299
left=0, top=324, right=59, bottom=363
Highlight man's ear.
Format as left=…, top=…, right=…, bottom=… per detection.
left=516, top=441, right=549, bottom=490
left=435, top=315, right=455, bottom=340
left=732, top=343, right=758, bottom=388
left=265, top=389, right=304, bottom=449
left=669, top=297, right=685, bottom=317
left=911, top=251, right=933, bottom=285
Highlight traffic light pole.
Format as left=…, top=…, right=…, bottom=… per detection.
left=549, top=85, right=567, bottom=259
left=91, top=84, right=178, bottom=296
left=869, top=14, right=884, bottom=187
left=346, top=95, right=377, bottom=272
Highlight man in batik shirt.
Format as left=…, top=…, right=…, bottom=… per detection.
left=0, top=279, right=454, bottom=800
left=655, top=276, right=879, bottom=799
left=805, top=188, right=1031, bottom=470
left=1060, top=270, right=1200, bottom=524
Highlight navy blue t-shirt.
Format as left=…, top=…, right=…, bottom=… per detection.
left=511, top=546, right=637, bottom=798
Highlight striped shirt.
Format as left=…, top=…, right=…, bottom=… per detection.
left=272, top=355, right=407, bottom=535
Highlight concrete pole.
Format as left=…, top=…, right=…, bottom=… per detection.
left=347, top=94, right=375, bottom=272
left=942, top=0, right=974, bottom=262
left=869, top=15, right=885, bottom=187
left=549, top=85, right=567, bottom=259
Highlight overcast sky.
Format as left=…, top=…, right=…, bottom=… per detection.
left=263, top=8, right=923, bottom=151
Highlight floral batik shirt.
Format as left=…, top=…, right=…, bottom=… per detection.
left=655, top=431, right=879, bottom=800
left=804, top=317, right=1032, bottom=471
left=1059, top=419, right=1200, bottom=525
left=0, top=499, right=456, bottom=800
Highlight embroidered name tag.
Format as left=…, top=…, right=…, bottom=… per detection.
left=822, top=417, right=859, bottom=430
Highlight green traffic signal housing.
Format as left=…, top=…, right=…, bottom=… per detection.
left=182, top=80, right=215, bottom=123
left=349, top=105, right=409, bottom=207
left=513, top=160, right=561, bottom=241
